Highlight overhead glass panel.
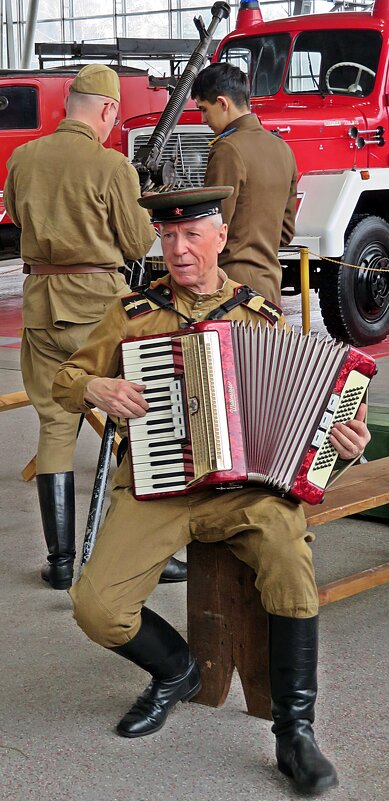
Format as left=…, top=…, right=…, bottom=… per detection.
left=37, top=1, right=62, bottom=19
left=73, top=17, right=115, bottom=43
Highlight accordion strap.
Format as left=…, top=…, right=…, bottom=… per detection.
left=206, top=285, right=257, bottom=320
left=206, top=285, right=282, bottom=326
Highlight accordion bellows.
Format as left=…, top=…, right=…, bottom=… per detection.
left=121, top=321, right=376, bottom=504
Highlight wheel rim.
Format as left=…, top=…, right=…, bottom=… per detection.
left=353, top=244, right=389, bottom=324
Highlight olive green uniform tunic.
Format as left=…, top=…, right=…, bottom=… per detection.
left=204, top=114, right=297, bottom=305
left=4, top=119, right=155, bottom=473
left=52, top=274, right=318, bottom=648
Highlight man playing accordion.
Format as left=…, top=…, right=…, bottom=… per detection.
left=53, top=186, right=370, bottom=796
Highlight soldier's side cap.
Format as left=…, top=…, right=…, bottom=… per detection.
left=138, top=186, right=234, bottom=223
left=70, top=64, right=120, bottom=102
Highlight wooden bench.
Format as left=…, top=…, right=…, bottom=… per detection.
left=187, top=457, right=389, bottom=720
left=0, top=391, right=120, bottom=479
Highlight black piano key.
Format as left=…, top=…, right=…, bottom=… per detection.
left=139, top=364, right=174, bottom=374
left=144, top=418, right=174, bottom=427
left=139, top=341, right=172, bottom=350
left=148, top=441, right=182, bottom=450
left=149, top=448, right=184, bottom=456
left=146, top=426, right=175, bottom=435
left=151, top=471, right=185, bottom=479
left=142, top=372, right=175, bottom=382
left=144, top=404, right=172, bottom=412
left=150, top=459, right=183, bottom=466
left=143, top=387, right=171, bottom=396
left=152, top=480, right=186, bottom=489
left=140, top=350, right=172, bottom=359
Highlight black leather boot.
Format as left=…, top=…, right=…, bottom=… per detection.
left=112, top=607, right=201, bottom=738
left=269, top=614, right=338, bottom=795
left=37, top=472, right=76, bottom=590
left=159, top=556, right=187, bottom=583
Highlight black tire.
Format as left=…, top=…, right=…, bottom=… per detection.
left=318, top=215, right=389, bottom=345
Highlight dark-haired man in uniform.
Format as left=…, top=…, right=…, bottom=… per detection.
left=191, top=62, right=297, bottom=304
left=52, top=187, right=369, bottom=796
left=4, top=63, right=186, bottom=590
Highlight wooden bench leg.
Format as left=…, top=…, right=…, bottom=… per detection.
left=187, top=540, right=272, bottom=720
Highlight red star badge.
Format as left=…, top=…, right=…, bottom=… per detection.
left=173, top=207, right=183, bottom=216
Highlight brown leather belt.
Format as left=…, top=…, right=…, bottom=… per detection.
left=23, top=263, right=118, bottom=275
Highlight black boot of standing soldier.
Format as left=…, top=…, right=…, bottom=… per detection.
left=269, top=614, right=338, bottom=795
left=37, top=472, right=76, bottom=590
left=112, top=606, right=201, bottom=738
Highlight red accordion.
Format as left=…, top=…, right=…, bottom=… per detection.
left=121, top=320, right=376, bottom=504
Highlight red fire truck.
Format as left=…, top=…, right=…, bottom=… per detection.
left=2, top=2, right=389, bottom=345
left=0, top=61, right=170, bottom=259
left=125, top=0, right=389, bottom=346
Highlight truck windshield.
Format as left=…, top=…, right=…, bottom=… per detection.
left=285, top=29, right=382, bottom=96
left=218, top=34, right=291, bottom=97
left=219, top=28, right=381, bottom=99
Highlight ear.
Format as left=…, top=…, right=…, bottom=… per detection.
left=101, top=102, right=111, bottom=123
left=216, top=95, right=229, bottom=112
left=217, top=223, right=228, bottom=253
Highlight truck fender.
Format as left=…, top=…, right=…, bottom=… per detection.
left=294, top=168, right=389, bottom=256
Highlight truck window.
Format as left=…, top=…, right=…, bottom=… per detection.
left=285, top=29, right=382, bottom=96
left=0, top=86, right=39, bottom=130
left=219, top=34, right=291, bottom=97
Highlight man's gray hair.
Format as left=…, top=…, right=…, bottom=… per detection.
left=210, top=213, right=223, bottom=228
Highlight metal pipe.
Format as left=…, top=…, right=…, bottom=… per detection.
left=0, top=0, right=4, bottom=69
left=79, top=415, right=117, bottom=573
left=21, top=0, right=40, bottom=69
left=133, top=1, right=230, bottom=189
left=5, top=0, right=16, bottom=68
left=299, top=247, right=311, bottom=334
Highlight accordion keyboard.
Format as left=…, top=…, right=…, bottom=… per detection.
left=122, top=338, right=188, bottom=494
left=122, top=331, right=231, bottom=496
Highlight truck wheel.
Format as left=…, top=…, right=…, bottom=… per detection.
left=318, top=215, right=389, bottom=345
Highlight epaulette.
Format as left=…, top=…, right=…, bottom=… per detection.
left=121, top=283, right=174, bottom=320
left=234, top=286, right=282, bottom=326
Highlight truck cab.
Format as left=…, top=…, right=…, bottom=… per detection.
left=125, top=0, right=389, bottom=345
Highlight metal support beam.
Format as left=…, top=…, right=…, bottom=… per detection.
left=0, top=0, right=4, bottom=69
left=21, top=0, right=40, bottom=69
left=4, top=0, right=16, bottom=68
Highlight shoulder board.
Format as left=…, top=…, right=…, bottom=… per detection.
left=234, top=287, right=282, bottom=326
left=121, top=283, right=174, bottom=320
left=121, top=292, right=160, bottom=320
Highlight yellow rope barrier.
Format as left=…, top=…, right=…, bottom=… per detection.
left=307, top=250, right=389, bottom=272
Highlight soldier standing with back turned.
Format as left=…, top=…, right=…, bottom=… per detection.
left=4, top=63, right=186, bottom=591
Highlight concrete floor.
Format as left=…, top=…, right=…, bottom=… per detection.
left=0, top=264, right=388, bottom=801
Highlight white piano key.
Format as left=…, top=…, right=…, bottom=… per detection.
left=122, top=353, right=174, bottom=368
left=124, top=370, right=176, bottom=383
left=134, top=483, right=187, bottom=496
left=129, top=410, right=176, bottom=426
left=129, top=427, right=185, bottom=442
left=134, top=477, right=187, bottom=490
left=132, top=453, right=184, bottom=465
left=129, top=440, right=183, bottom=456
left=122, top=337, right=172, bottom=352
left=133, top=464, right=186, bottom=478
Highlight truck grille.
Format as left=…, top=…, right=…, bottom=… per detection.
left=128, top=125, right=213, bottom=188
